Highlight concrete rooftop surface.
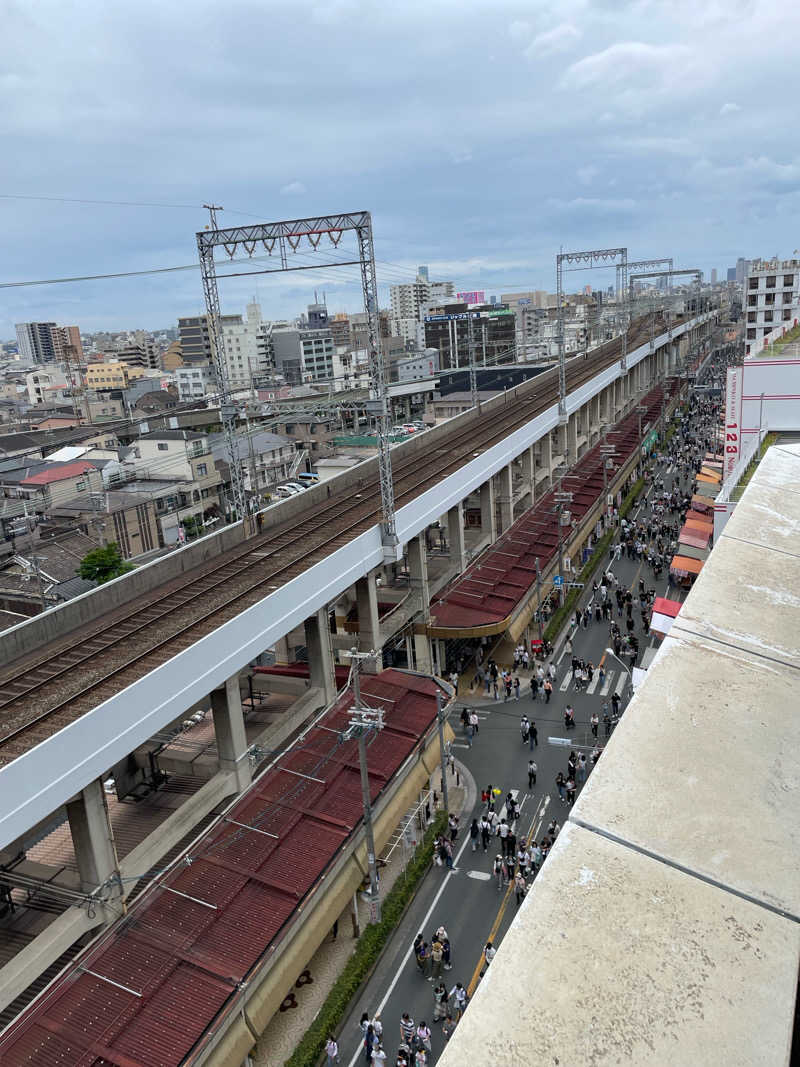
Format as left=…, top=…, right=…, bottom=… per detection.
left=438, top=442, right=800, bottom=1066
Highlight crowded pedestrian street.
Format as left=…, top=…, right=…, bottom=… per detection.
left=337, top=376, right=726, bottom=1067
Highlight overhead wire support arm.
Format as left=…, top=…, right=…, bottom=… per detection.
left=557, top=246, right=627, bottom=414
left=195, top=208, right=397, bottom=549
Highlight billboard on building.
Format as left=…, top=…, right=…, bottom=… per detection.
left=724, top=366, right=743, bottom=481
left=457, top=291, right=485, bottom=305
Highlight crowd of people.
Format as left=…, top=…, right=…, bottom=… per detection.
left=338, top=375, right=728, bottom=1067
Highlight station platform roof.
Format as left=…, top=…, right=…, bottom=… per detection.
left=0, top=670, right=442, bottom=1067
left=428, top=385, right=675, bottom=637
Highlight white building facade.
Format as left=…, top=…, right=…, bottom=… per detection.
left=745, top=259, right=800, bottom=356
left=390, top=267, right=455, bottom=345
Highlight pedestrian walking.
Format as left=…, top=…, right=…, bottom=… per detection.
left=400, top=1013, right=415, bottom=1045
left=528, top=758, right=537, bottom=788
left=530, top=721, right=538, bottom=746
left=325, top=1036, right=340, bottom=1065
left=432, top=982, right=449, bottom=1022
left=450, top=983, right=468, bottom=1019
left=544, top=680, right=552, bottom=703
left=441, top=1015, right=456, bottom=1042
left=590, top=712, right=599, bottom=738
left=470, top=817, right=479, bottom=852
left=514, top=871, right=527, bottom=905
left=483, top=941, right=496, bottom=972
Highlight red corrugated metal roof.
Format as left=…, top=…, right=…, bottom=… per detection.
left=430, top=384, right=676, bottom=632
left=0, top=670, right=440, bottom=1067
left=20, top=461, right=97, bottom=485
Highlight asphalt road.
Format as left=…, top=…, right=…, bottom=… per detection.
left=338, top=398, right=718, bottom=1066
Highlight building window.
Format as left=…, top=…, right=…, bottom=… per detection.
left=748, top=295, right=757, bottom=307
left=747, top=328, right=756, bottom=339
left=765, top=293, right=775, bottom=305
left=157, top=442, right=168, bottom=451
left=197, top=463, right=207, bottom=476
left=76, top=479, right=87, bottom=491
left=764, top=310, right=773, bottom=322
left=748, top=278, right=758, bottom=289
left=747, top=312, right=756, bottom=323
left=783, top=309, right=791, bottom=321
left=766, top=276, right=776, bottom=288
left=784, top=275, right=794, bottom=286
left=783, top=292, right=793, bottom=304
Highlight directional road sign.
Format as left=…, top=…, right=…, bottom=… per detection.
left=553, top=575, right=564, bottom=587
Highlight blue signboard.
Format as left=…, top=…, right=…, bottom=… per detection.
left=553, top=575, right=564, bottom=587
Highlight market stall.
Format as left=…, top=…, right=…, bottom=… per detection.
left=669, top=553, right=704, bottom=588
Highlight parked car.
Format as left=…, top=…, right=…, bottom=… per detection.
left=275, top=484, right=302, bottom=498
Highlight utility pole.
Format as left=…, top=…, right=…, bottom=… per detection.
left=467, top=312, right=479, bottom=411
left=600, top=436, right=617, bottom=522
left=553, top=485, right=573, bottom=605
left=534, top=557, right=544, bottom=644
left=435, top=691, right=450, bottom=816
left=344, top=649, right=384, bottom=924
left=30, top=555, right=48, bottom=611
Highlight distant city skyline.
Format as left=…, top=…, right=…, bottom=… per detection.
left=2, top=1, right=796, bottom=337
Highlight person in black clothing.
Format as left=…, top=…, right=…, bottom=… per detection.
left=611, top=691, right=621, bottom=716
left=530, top=721, right=538, bottom=746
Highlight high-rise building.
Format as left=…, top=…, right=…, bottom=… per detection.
left=390, top=267, right=455, bottom=344
left=711, top=268, right=718, bottom=284
left=15, top=322, right=59, bottom=364
left=744, top=258, right=800, bottom=354
left=736, top=257, right=750, bottom=285
left=727, top=268, right=737, bottom=282
left=15, top=322, right=83, bottom=365
left=178, top=315, right=214, bottom=366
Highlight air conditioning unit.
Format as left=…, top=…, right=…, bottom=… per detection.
left=559, top=510, right=571, bottom=526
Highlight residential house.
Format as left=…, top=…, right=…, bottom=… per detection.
left=209, top=429, right=295, bottom=508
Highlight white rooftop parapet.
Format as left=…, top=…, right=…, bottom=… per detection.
left=439, top=441, right=800, bottom=1066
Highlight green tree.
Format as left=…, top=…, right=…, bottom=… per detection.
left=77, top=542, right=134, bottom=584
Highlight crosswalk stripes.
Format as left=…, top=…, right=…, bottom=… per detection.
left=599, top=669, right=616, bottom=696
left=614, top=670, right=627, bottom=696
left=585, top=671, right=600, bottom=695
left=559, top=670, right=572, bottom=692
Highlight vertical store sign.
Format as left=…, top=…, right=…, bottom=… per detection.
left=724, top=366, right=743, bottom=480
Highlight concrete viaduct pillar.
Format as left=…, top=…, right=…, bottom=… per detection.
left=567, top=413, right=578, bottom=465
left=66, top=780, right=120, bottom=896
left=355, top=571, right=381, bottom=653
left=305, top=607, right=337, bottom=697
left=520, top=445, right=535, bottom=504
left=447, top=502, right=468, bottom=572
left=211, top=674, right=253, bottom=793
left=408, top=533, right=430, bottom=615
left=496, top=464, right=514, bottom=533
left=479, top=478, right=497, bottom=543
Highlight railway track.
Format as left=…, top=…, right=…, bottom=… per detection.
left=0, top=312, right=673, bottom=763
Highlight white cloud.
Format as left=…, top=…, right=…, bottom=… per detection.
left=547, top=196, right=638, bottom=213
left=280, top=181, right=307, bottom=196
left=525, top=22, right=581, bottom=58
left=720, top=101, right=741, bottom=115
left=577, top=164, right=598, bottom=185
left=560, top=41, right=692, bottom=91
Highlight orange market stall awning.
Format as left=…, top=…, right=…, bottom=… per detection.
left=700, top=467, right=722, bottom=482
left=686, top=509, right=713, bottom=529
left=690, top=495, right=713, bottom=513
left=670, top=554, right=704, bottom=578
left=705, top=452, right=724, bottom=464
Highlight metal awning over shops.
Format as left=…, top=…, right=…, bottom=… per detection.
left=670, top=554, right=704, bottom=578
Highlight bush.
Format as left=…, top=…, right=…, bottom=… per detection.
left=284, top=812, right=447, bottom=1067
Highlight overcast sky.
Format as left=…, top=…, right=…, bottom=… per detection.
left=2, top=0, right=798, bottom=338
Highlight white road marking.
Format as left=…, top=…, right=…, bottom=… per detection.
left=600, top=670, right=615, bottom=696
left=451, top=743, right=471, bottom=750
left=559, top=671, right=572, bottom=692
left=467, top=870, right=491, bottom=881
left=586, top=671, right=600, bottom=695
left=614, top=671, right=628, bottom=696
left=344, top=822, right=476, bottom=1067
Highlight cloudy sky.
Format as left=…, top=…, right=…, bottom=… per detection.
left=1, top=0, right=798, bottom=338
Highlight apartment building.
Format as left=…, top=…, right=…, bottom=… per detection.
left=422, top=302, right=516, bottom=370
left=390, top=267, right=454, bottom=344
left=15, top=323, right=82, bottom=365
left=745, top=259, right=800, bottom=354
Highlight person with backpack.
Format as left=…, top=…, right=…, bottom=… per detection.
left=432, top=982, right=449, bottom=1021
